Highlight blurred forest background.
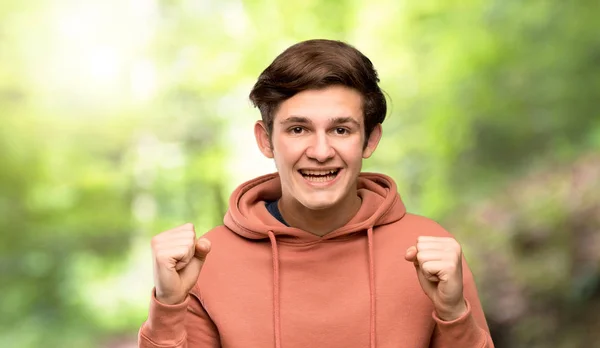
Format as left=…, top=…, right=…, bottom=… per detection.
left=1, top=0, right=599, bottom=347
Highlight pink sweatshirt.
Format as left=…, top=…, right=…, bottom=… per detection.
left=139, top=173, right=494, bottom=347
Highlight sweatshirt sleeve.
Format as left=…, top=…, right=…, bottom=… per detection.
left=138, top=288, right=221, bottom=348
left=429, top=257, right=495, bottom=348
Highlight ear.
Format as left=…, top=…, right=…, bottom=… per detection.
left=254, top=121, right=274, bottom=158
left=362, top=123, right=382, bottom=159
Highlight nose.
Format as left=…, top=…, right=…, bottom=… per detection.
left=305, top=133, right=335, bottom=162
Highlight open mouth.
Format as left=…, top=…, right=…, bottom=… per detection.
left=298, top=168, right=341, bottom=182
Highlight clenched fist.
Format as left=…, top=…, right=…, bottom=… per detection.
left=404, top=236, right=467, bottom=321
left=151, top=223, right=211, bottom=305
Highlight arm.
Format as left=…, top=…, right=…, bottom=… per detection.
left=429, top=258, right=494, bottom=348
left=139, top=223, right=219, bottom=347
left=138, top=289, right=221, bottom=348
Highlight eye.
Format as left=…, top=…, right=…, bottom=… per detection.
left=335, top=127, right=348, bottom=135
left=290, top=126, right=304, bottom=134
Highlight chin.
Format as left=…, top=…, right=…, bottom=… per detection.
left=297, top=194, right=341, bottom=211
left=301, top=201, right=334, bottom=211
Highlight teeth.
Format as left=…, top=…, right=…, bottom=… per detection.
left=305, top=174, right=336, bottom=182
left=299, top=169, right=339, bottom=183
left=300, top=169, right=338, bottom=176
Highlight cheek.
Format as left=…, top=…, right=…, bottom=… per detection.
left=337, top=141, right=365, bottom=162
left=272, top=139, right=303, bottom=167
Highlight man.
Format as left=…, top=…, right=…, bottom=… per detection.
left=139, top=39, right=494, bottom=348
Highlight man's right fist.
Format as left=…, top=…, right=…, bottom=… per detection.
left=151, top=223, right=211, bottom=305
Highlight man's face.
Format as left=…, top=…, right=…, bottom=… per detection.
left=255, top=85, right=382, bottom=210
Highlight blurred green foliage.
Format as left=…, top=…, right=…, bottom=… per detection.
left=1, top=0, right=598, bottom=347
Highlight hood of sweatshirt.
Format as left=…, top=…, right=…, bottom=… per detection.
left=224, top=172, right=406, bottom=242
left=223, top=172, right=406, bottom=348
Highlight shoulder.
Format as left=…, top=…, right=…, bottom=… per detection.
left=381, top=212, right=456, bottom=239
left=201, top=224, right=245, bottom=244
left=200, top=224, right=266, bottom=257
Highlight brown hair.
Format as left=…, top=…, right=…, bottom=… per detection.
left=249, top=39, right=387, bottom=145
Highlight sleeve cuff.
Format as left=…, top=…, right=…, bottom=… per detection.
left=432, top=298, right=471, bottom=324
left=432, top=299, right=486, bottom=344
left=139, top=288, right=190, bottom=345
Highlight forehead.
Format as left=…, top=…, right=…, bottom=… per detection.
left=274, top=86, right=364, bottom=124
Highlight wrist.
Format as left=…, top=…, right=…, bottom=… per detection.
left=435, top=299, right=468, bottom=321
left=155, top=290, right=186, bottom=305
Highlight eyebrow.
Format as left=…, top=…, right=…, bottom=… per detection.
left=280, top=116, right=361, bottom=127
left=280, top=116, right=311, bottom=125
left=332, top=117, right=361, bottom=127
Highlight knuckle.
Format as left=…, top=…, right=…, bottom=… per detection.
left=186, top=230, right=196, bottom=240
left=185, top=243, right=195, bottom=253
left=422, top=263, right=436, bottom=274
left=154, top=250, right=167, bottom=262
left=416, top=242, right=428, bottom=250
left=151, top=235, right=162, bottom=248
left=152, top=228, right=176, bottom=245
left=452, top=242, right=462, bottom=254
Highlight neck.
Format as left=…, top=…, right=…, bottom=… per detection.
left=278, top=189, right=361, bottom=237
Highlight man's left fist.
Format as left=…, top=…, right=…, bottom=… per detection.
left=404, top=236, right=467, bottom=321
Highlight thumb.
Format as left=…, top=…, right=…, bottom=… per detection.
left=404, top=245, right=417, bottom=262
left=194, top=238, right=211, bottom=261
left=176, top=238, right=211, bottom=295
